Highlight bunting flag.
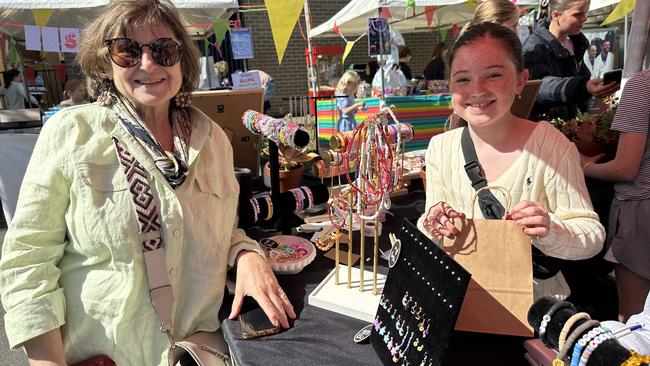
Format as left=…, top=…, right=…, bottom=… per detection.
left=439, top=28, right=448, bottom=41
left=380, top=7, right=392, bottom=19
left=8, top=40, right=19, bottom=64
left=601, top=0, right=636, bottom=25
left=342, top=40, right=356, bottom=64
left=452, top=23, right=459, bottom=39
left=42, top=26, right=60, bottom=52
left=32, top=9, right=53, bottom=27
left=265, top=0, right=303, bottom=64
left=60, top=28, right=80, bottom=53
left=407, top=0, right=415, bottom=7
left=203, top=37, right=209, bottom=56
left=465, top=0, right=478, bottom=9
left=333, top=21, right=341, bottom=35
left=425, top=6, right=437, bottom=27
left=212, top=18, right=230, bottom=48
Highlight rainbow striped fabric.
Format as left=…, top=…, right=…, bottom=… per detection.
left=315, top=93, right=452, bottom=152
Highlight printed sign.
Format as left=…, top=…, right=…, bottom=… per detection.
left=41, top=27, right=60, bottom=52
left=230, top=28, right=254, bottom=60
left=368, top=18, right=391, bottom=56
left=232, top=71, right=261, bottom=90
left=24, top=25, right=41, bottom=51
left=60, top=28, right=80, bottom=53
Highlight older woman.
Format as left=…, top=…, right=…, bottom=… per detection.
left=0, top=1, right=294, bottom=365
left=417, top=22, right=605, bottom=300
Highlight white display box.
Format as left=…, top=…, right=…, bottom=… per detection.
left=308, top=264, right=386, bottom=322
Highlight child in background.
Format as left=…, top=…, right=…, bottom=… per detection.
left=58, top=79, right=89, bottom=107
left=335, top=71, right=365, bottom=132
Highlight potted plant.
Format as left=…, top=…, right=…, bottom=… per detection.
left=262, top=144, right=318, bottom=193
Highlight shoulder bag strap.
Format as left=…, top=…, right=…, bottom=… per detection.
left=113, top=138, right=175, bottom=339
left=460, top=126, right=505, bottom=219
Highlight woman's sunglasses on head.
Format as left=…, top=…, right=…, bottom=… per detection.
left=104, top=38, right=182, bottom=68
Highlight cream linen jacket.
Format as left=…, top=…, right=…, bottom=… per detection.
left=0, top=103, right=262, bottom=365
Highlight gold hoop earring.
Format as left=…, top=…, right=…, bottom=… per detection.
left=174, top=88, right=192, bottom=108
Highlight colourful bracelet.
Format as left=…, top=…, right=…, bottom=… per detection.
left=249, top=197, right=260, bottom=223
left=302, top=186, right=314, bottom=209
left=578, top=333, right=612, bottom=366
left=553, top=319, right=600, bottom=366
left=263, top=195, right=273, bottom=220
left=570, top=325, right=608, bottom=366
left=558, top=312, right=591, bottom=350
left=539, top=301, right=576, bottom=347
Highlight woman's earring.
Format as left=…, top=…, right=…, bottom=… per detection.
left=517, top=93, right=522, bottom=100
left=174, top=88, right=192, bottom=108
left=97, top=79, right=116, bottom=106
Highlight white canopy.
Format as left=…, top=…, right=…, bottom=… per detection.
left=309, top=0, right=625, bottom=38
left=0, top=0, right=238, bottom=38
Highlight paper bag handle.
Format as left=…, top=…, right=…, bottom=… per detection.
left=470, top=185, right=512, bottom=220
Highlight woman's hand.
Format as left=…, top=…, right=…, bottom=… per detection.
left=508, top=201, right=551, bottom=238
left=586, top=78, right=619, bottom=99
left=579, top=152, right=605, bottom=170
left=423, top=202, right=465, bottom=240
left=228, top=251, right=296, bottom=328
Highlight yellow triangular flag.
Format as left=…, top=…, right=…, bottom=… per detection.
left=601, top=0, right=635, bottom=25
left=342, top=41, right=356, bottom=64
left=265, top=0, right=303, bottom=64
left=32, top=9, right=53, bottom=27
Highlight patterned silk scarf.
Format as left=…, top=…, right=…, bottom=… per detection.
left=112, top=95, right=192, bottom=189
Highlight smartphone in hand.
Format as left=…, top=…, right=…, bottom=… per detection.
left=603, top=69, right=622, bottom=85
left=239, top=306, right=281, bottom=339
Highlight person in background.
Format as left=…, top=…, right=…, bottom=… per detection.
left=214, top=60, right=230, bottom=87
left=364, top=60, right=379, bottom=84
left=581, top=68, right=650, bottom=322
left=461, top=0, right=520, bottom=33
left=335, top=71, right=365, bottom=131
left=583, top=44, right=599, bottom=79
left=0, top=1, right=294, bottom=364
left=418, top=22, right=604, bottom=300
left=58, top=79, right=90, bottom=107
left=594, top=40, right=614, bottom=78
left=0, top=69, right=39, bottom=109
left=398, top=46, right=413, bottom=80
left=522, top=0, right=619, bottom=122
left=423, top=42, right=447, bottom=82
left=255, top=69, right=276, bottom=114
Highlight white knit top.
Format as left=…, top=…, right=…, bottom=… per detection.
left=417, top=121, right=605, bottom=261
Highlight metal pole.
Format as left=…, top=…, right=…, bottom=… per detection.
left=624, top=14, right=628, bottom=66
left=378, top=8, right=386, bottom=101
left=304, top=0, right=318, bottom=97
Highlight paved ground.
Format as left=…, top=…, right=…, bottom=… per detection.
left=0, top=227, right=28, bottom=366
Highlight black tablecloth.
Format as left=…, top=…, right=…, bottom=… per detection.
left=221, top=186, right=532, bottom=366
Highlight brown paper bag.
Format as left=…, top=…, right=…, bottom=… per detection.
left=442, top=186, right=534, bottom=337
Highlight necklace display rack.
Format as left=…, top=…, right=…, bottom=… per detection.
left=370, top=219, right=471, bottom=366
left=308, top=106, right=416, bottom=322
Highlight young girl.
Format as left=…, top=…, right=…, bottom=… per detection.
left=58, top=79, right=89, bottom=107
left=335, top=71, right=365, bottom=132
left=417, top=22, right=604, bottom=300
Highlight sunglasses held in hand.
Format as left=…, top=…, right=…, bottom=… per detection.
left=104, top=38, right=182, bottom=68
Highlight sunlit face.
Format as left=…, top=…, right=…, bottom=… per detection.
left=449, top=37, right=528, bottom=128
left=110, top=23, right=182, bottom=113
left=588, top=45, right=597, bottom=58
left=552, top=1, right=589, bottom=36
left=602, top=41, right=610, bottom=53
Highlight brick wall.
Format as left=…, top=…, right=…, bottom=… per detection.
left=239, top=1, right=446, bottom=117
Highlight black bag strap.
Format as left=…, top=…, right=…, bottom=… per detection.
left=460, top=127, right=505, bottom=220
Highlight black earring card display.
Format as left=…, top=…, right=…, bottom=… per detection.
left=370, top=219, right=471, bottom=366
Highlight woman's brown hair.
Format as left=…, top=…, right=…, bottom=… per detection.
left=77, top=0, right=200, bottom=97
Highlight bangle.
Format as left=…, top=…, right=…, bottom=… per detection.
left=263, top=195, right=273, bottom=220
left=558, top=312, right=591, bottom=351
left=621, top=350, right=650, bottom=366
left=302, top=186, right=314, bottom=209
left=539, top=301, right=576, bottom=348
left=582, top=161, right=594, bottom=172
left=249, top=197, right=260, bottom=223
left=554, top=320, right=600, bottom=366
left=578, top=333, right=613, bottom=366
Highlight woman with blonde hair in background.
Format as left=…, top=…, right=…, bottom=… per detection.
left=462, top=0, right=520, bottom=33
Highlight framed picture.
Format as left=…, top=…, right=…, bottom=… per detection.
left=368, top=18, right=391, bottom=56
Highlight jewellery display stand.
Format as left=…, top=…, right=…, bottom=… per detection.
left=370, top=219, right=471, bottom=366
left=308, top=264, right=387, bottom=322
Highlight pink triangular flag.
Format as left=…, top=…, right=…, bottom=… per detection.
left=380, top=7, right=392, bottom=19
left=452, top=23, right=459, bottom=39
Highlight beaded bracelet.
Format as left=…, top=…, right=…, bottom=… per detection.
left=263, top=195, right=273, bottom=220
left=578, top=333, right=613, bottom=366
left=553, top=319, right=600, bottom=366
left=539, top=301, right=576, bottom=348
left=570, top=325, right=607, bottom=366
left=558, top=312, right=591, bottom=350
left=249, top=197, right=260, bottom=223
left=621, top=350, right=650, bottom=366
left=289, top=188, right=305, bottom=213
left=302, top=186, right=314, bottom=209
